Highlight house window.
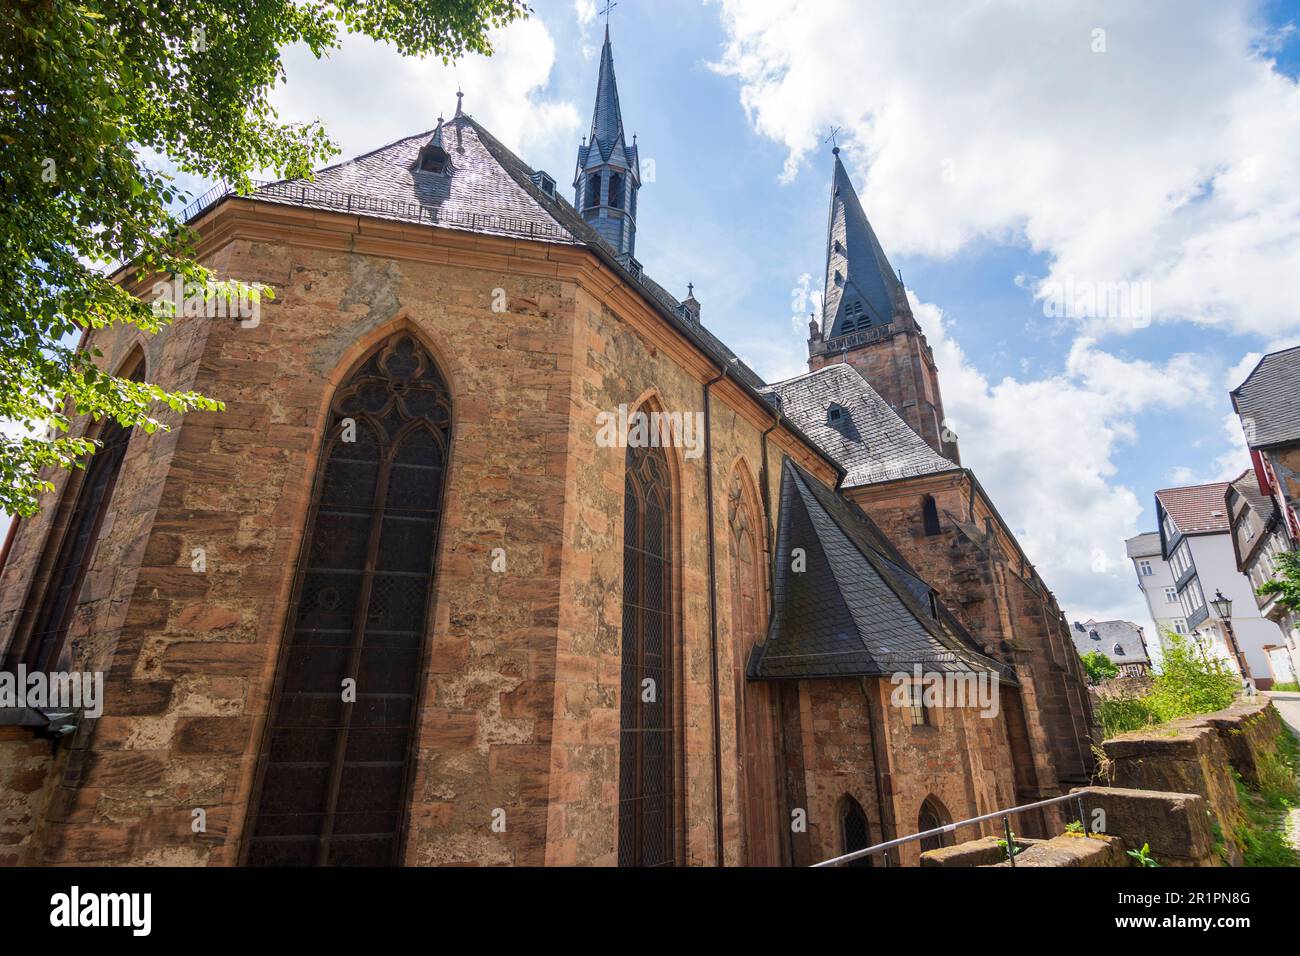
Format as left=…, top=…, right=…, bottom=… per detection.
left=1174, top=619, right=1188, bottom=635
left=1137, top=559, right=1153, bottom=576
left=922, top=496, right=941, bottom=537
left=243, top=334, right=453, bottom=866
left=5, top=359, right=143, bottom=674
left=840, top=796, right=872, bottom=867
left=1164, top=587, right=1177, bottom=604
left=619, top=438, right=676, bottom=867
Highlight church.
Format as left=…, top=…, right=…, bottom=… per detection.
left=0, top=26, right=1093, bottom=867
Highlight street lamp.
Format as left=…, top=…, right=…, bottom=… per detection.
left=1210, top=589, right=1232, bottom=621
left=1210, top=589, right=1251, bottom=687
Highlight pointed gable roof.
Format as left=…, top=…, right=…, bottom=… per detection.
left=1155, top=481, right=1232, bottom=535
left=588, top=26, right=625, bottom=156
left=823, top=153, right=907, bottom=339
left=761, top=363, right=957, bottom=487
left=1230, top=344, right=1300, bottom=449
left=751, top=460, right=1007, bottom=681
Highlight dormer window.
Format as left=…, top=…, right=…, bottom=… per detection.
left=416, top=143, right=449, bottom=175
left=530, top=170, right=556, bottom=197
left=827, top=403, right=848, bottom=426
left=1113, top=643, right=1125, bottom=656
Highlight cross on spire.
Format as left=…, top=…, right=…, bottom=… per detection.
left=824, top=126, right=842, bottom=154
left=600, top=0, right=617, bottom=27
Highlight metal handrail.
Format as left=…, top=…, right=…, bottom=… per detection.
left=812, top=789, right=1092, bottom=867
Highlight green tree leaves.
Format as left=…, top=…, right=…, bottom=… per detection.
left=0, top=0, right=527, bottom=517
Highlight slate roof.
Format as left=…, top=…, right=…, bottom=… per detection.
left=1070, top=619, right=1150, bottom=666
left=584, top=25, right=627, bottom=160
left=1155, top=481, right=1233, bottom=535
left=1229, top=470, right=1274, bottom=521
left=1124, top=531, right=1163, bottom=559
left=760, top=364, right=959, bottom=487
left=253, top=117, right=581, bottom=243
left=822, top=154, right=907, bottom=339
left=1230, top=345, right=1300, bottom=449
left=246, top=111, right=767, bottom=394
left=751, top=460, right=1008, bottom=681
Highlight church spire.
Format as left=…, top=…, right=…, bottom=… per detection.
left=809, top=150, right=960, bottom=464
left=574, top=23, right=640, bottom=260
left=821, top=149, right=910, bottom=339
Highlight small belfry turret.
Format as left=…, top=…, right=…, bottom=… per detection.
left=809, top=148, right=959, bottom=464
left=574, top=24, right=640, bottom=263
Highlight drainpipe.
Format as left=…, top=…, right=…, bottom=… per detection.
left=861, top=677, right=897, bottom=865
left=704, top=361, right=731, bottom=866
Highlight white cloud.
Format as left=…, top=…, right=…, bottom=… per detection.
left=574, top=0, right=598, bottom=28
left=915, top=294, right=1218, bottom=625
left=270, top=17, right=580, bottom=173
left=713, top=0, right=1300, bottom=339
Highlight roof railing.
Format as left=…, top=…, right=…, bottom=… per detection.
left=812, top=789, right=1092, bottom=867
left=180, top=179, right=573, bottom=242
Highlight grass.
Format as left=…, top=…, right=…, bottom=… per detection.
left=1095, top=632, right=1238, bottom=738
left=1272, top=681, right=1300, bottom=692
left=1234, top=727, right=1300, bottom=867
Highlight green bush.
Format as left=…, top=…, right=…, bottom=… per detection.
left=1079, top=650, right=1119, bottom=684
left=1096, top=632, right=1238, bottom=738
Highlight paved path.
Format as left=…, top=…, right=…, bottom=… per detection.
left=1268, top=691, right=1300, bottom=737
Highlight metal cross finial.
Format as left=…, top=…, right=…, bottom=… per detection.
left=825, top=126, right=842, bottom=154
left=601, top=0, right=618, bottom=25
left=687, top=282, right=694, bottom=297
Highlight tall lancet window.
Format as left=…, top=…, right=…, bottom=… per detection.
left=5, top=357, right=143, bottom=674
left=245, top=333, right=452, bottom=867
left=619, top=439, right=675, bottom=866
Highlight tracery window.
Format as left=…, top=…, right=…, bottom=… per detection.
left=618, top=441, right=675, bottom=866
left=244, top=333, right=452, bottom=867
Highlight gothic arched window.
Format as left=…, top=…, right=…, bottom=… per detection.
left=5, top=356, right=142, bottom=674
left=841, top=795, right=872, bottom=867
left=587, top=173, right=602, bottom=209
left=244, top=333, right=452, bottom=867
left=608, top=171, right=624, bottom=209
left=918, top=796, right=951, bottom=853
left=619, top=440, right=675, bottom=867
left=922, top=495, right=941, bottom=536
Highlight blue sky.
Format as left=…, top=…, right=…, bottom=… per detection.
left=10, top=0, right=1300, bottom=634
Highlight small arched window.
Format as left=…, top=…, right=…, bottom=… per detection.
left=922, top=495, right=941, bottom=536
left=619, top=439, right=676, bottom=867
left=608, top=171, right=624, bottom=209
left=586, top=173, right=602, bottom=209
left=244, top=333, right=453, bottom=867
left=1113, top=643, right=1125, bottom=656
left=841, top=795, right=872, bottom=867
left=918, top=796, right=952, bottom=853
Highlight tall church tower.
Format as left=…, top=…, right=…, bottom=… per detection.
left=574, top=25, right=640, bottom=263
left=808, top=150, right=960, bottom=464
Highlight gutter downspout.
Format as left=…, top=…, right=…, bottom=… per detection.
left=704, top=361, right=730, bottom=867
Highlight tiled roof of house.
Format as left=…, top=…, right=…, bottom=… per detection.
left=1070, top=619, right=1150, bottom=666
left=1228, top=470, right=1274, bottom=520
left=1231, top=345, right=1300, bottom=449
left=1155, top=481, right=1233, bottom=534
left=751, top=460, right=1008, bottom=681
left=760, top=364, right=959, bottom=487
